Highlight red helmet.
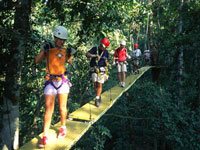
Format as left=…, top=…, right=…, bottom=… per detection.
left=100, top=38, right=110, bottom=48
left=134, top=43, right=139, bottom=48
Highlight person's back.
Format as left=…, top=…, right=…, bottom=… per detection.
left=133, top=48, right=142, bottom=58
left=131, top=43, right=142, bottom=74
left=143, top=49, right=150, bottom=65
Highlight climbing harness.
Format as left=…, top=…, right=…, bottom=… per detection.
left=44, top=74, right=72, bottom=90
left=43, top=42, right=72, bottom=90
left=90, top=46, right=109, bottom=77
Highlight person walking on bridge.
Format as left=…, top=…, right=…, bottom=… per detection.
left=143, top=49, right=151, bottom=65
left=86, top=38, right=110, bottom=107
left=113, top=40, right=130, bottom=87
left=131, top=43, right=142, bottom=74
left=35, top=26, right=74, bottom=148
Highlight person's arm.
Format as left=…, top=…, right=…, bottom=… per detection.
left=86, top=51, right=97, bottom=58
left=34, top=50, right=45, bottom=64
left=66, top=47, right=76, bottom=64
left=126, top=49, right=131, bottom=59
left=87, top=47, right=99, bottom=58
left=113, top=50, right=118, bottom=60
left=105, top=51, right=110, bottom=66
left=86, top=47, right=101, bottom=62
left=67, top=54, right=73, bottom=64
left=126, top=53, right=131, bottom=59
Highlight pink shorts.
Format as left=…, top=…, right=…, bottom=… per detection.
left=44, top=81, right=70, bottom=95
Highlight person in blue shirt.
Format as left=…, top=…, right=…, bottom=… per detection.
left=86, top=38, right=110, bottom=107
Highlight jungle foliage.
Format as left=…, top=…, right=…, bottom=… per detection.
left=0, top=0, right=200, bottom=149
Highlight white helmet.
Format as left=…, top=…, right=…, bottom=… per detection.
left=120, top=40, right=126, bottom=46
left=53, top=26, right=68, bottom=40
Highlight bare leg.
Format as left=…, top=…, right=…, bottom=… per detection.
left=96, top=82, right=102, bottom=97
left=94, top=82, right=98, bottom=94
left=122, top=72, right=126, bottom=83
left=58, top=93, right=68, bottom=126
left=43, top=95, right=55, bottom=136
left=118, top=72, right=122, bottom=83
left=94, top=82, right=103, bottom=107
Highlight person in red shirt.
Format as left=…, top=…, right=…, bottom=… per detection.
left=113, top=40, right=130, bottom=87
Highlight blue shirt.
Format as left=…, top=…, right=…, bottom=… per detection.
left=88, top=46, right=109, bottom=67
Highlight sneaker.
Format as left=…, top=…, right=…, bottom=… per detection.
left=57, top=126, right=67, bottom=139
left=134, top=70, right=139, bottom=74
left=38, top=136, right=48, bottom=148
left=95, top=97, right=101, bottom=107
left=121, top=82, right=125, bottom=87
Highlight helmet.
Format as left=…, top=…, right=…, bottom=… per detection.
left=53, top=26, right=68, bottom=40
left=100, top=38, right=110, bottom=48
left=134, top=43, right=139, bottom=48
left=120, top=40, right=126, bottom=46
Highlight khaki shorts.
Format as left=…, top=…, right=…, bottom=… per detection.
left=117, top=62, right=127, bottom=72
left=91, top=72, right=108, bottom=84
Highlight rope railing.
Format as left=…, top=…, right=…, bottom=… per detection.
left=20, top=66, right=152, bottom=150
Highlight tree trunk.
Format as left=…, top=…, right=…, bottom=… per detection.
left=177, top=0, right=184, bottom=100
left=148, top=0, right=161, bottom=83
left=144, top=12, right=150, bottom=50
left=0, top=0, right=31, bottom=149
left=153, top=138, right=157, bottom=150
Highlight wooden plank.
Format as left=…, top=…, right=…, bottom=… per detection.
left=20, top=121, right=91, bottom=150
left=20, top=66, right=151, bottom=150
left=69, top=66, right=151, bottom=121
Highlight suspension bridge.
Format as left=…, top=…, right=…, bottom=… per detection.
left=20, top=66, right=152, bottom=150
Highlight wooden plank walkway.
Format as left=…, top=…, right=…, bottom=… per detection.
left=20, top=121, right=91, bottom=150
left=69, top=66, right=151, bottom=122
left=20, top=66, right=151, bottom=150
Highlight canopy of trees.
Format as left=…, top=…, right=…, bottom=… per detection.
left=0, top=0, right=199, bottom=149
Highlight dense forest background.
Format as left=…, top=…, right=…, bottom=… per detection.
left=0, top=0, right=199, bottom=150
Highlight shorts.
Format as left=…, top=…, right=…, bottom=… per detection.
left=91, top=72, right=108, bottom=84
left=133, top=59, right=140, bottom=66
left=117, top=62, right=127, bottom=72
left=44, top=80, right=70, bottom=95
left=144, top=58, right=150, bottom=63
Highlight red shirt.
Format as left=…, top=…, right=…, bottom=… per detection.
left=114, top=47, right=127, bottom=62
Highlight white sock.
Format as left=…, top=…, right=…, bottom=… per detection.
left=96, top=96, right=100, bottom=99
left=61, top=125, right=66, bottom=129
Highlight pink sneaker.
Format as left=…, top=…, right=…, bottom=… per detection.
left=57, top=126, right=67, bottom=138
left=38, top=136, right=48, bottom=148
